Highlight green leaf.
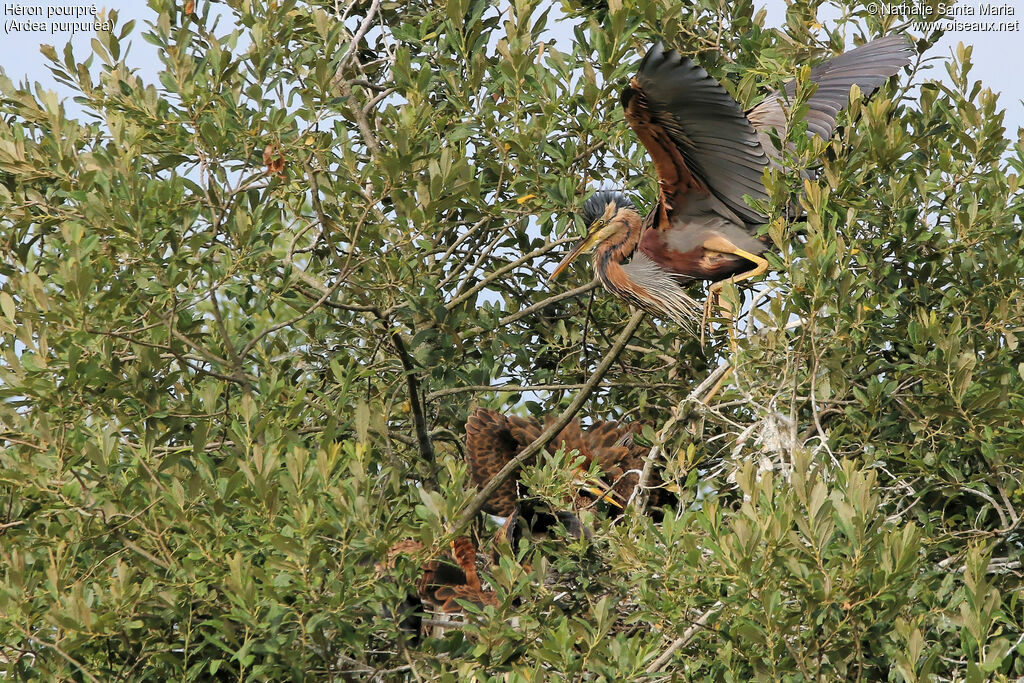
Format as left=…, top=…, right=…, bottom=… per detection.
left=0, top=292, right=15, bottom=322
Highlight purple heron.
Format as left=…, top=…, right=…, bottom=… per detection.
left=549, top=35, right=914, bottom=328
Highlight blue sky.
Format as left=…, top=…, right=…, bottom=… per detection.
left=1, top=1, right=1020, bottom=136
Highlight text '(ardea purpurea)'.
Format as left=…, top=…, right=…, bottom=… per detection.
left=549, top=35, right=914, bottom=331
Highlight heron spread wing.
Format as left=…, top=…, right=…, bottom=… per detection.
left=622, top=41, right=771, bottom=229
left=746, top=34, right=914, bottom=158
left=465, top=408, right=535, bottom=517
left=465, top=409, right=597, bottom=517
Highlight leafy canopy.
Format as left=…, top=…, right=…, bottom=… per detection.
left=0, top=0, right=1022, bottom=679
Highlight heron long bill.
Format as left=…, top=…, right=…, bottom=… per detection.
left=549, top=230, right=601, bottom=280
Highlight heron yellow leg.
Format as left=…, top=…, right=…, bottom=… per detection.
left=700, top=236, right=769, bottom=348
left=703, top=236, right=769, bottom=294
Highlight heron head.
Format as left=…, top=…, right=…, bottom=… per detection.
left=549, top=191, right=636, bottom=280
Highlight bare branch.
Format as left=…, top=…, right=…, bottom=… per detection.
left=462, top=278, right=600, bottom=337
left=338, top=0, right=383, bottom=75
left=631, top=363, right=732, bottom=513
left=444, top=237, right=575, bottom=312
left=208, top=287, right=252, bottom=391
left=645, top=602, right=723, bottom=674
left=390, top=331, right=434, bottom=464
left=425, top=380, right=681, bottom=402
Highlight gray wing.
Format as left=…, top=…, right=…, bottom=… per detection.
left=622, top=42, right=771, bottom=228
left=746, top=34, right=914, bottom=152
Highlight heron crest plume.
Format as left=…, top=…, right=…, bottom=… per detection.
left=580, top=191, right=635, bottom=231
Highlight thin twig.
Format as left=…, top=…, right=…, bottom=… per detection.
left=208, top=288, right=250, bottom=390
left=277, top=261, right=433, bottom=463
left=238, top=274, right=340, bottom=359
left=462, top=278, right=600, bottom=337
left=117, top=533, right=171, bottom=571
left=444, top=237, right=575, bottom=311
left=645, top=601, right=723, bottom=673
left=9, top=623, right=101, bottom=683
left=333, top=77, right=380, bottom=156
left=424, top=379, right=681, bottom=402
left=437, top=217, right=491, bottom=272
left=996, top=481, right=1020, bottom=526
left=338, top=0, right=383, bottom=74
left=390, top=332, right=434, bottom=464
left=630, top=363, right=732, bottom=513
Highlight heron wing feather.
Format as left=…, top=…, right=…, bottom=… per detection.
left=746, top=34, right=914, bottom=157
left=464, top=408, right=524, bottom=517
left=623, top=42, right=771, bottom=228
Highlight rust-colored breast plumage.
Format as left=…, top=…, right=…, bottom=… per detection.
left=638, top=226, right=755, bottom=282
left=418, top=537, right=498, bottom=612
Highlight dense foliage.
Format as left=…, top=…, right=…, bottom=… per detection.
left=1, top=0, right=1022, bottom=679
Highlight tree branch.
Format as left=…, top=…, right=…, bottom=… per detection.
left=462, top=278, right=600, bottom=337
left=443, top=237, right=575, bottom=311
left=645, top=601, right=723, bottom=673
left=390, top=332, right=434, bottom=464
left=425, top=380, right=681, bottom=402
left=630, top=362, right=732, bottom=513
left=338, top=0, right=383, bottom=75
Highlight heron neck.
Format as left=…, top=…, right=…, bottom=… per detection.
left=595, top=249, right=658, bottom=317
left=594, top=210, right=646, bottom=303
left=595, top=210, right=643, bottom=266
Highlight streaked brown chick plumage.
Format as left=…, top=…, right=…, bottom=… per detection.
left=465, top=407, right=601, bottom=516
left=418, top=537, right=498, bottom=613
left=464, top=408, right=673, bottom=517
left=385, top=538, right=498, bottom=616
